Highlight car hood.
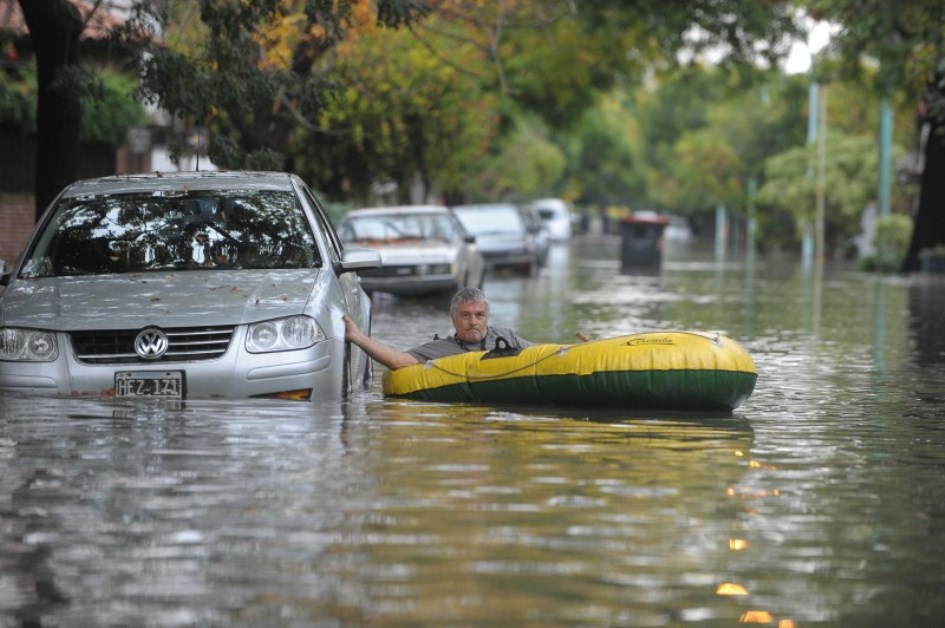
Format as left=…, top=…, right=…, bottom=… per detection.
left=0, top=270, right=324, bottom=330
left=469, top=234, right=527, bottom=253
left=374, top=243, right=457, bottom=264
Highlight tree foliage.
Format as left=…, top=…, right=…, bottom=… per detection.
left=635, top=69, right=809, bottom=218
left=299, top=9, right=500, bottom=202
left=1, top=54, right=149, bottom=146
left=563, top=92, right=644, bottom=211
left=80, top=71, right=147, bottom=146
left=801, top=0, right=945, bottom=269
left=0, top=63, right=33, bottom=127
left=19, top=0, right=919, bottom=260
left=758, top=131, right=884, bottom=251
left=473, top=113, right=567, bottom=203
left=115, top=0, right=800, bottom=205
left=120, top=0, right=428, bottom=171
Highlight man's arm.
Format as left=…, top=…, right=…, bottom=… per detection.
left=343, top=315, right=420, bottom=370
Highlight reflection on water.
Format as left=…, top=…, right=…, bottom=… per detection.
left=2, top=237, right=945, bottom=625
left=908, top=276, right=945, bottom=367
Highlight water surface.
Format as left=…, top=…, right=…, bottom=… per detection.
left=2, top=236, right=944, bottom=626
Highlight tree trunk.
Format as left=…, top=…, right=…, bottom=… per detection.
left=18, top=0, right=83, bottom=221
left=902, top=100, right=945, bottom=272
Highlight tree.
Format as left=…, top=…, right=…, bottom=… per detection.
left=404, top=0, right=800, bottom=202
left=298, top=9, right=501, bottom=202
left=79, top=71, right=146, bottom=146
left=758, top=131, right=883, bottom=253
left=119, top=0, right=800, bottom=204
left=631, top=67, right=809, bottom=232
left=634, top=67, right=733, bottom=215
left=120, top=0, right=428, bottom=173
left=802, top=0, right=945, bottom=271
left=17, top=0, right=82, bottom=220
left=472, top=113, right=567, bottom=203
left=565, top=92, right=644, bottom=212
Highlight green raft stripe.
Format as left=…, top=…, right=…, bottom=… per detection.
left=393, top=369, right=758, bottom=411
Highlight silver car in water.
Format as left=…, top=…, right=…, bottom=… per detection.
left=338, top=205, right=485, bottom=297
left=0, top=171, right=380, bottom=401
left=452, top=203, right=540, bottom=275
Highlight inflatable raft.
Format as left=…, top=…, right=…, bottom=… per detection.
left=382, top=331, right=757, bottom=411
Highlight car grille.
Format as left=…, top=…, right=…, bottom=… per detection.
left=370, top=265, right=419, bottom=278
left=70, top=326, right=235, bottom=364
left=370, top=264, right=450, bottom=278
left=482, top=251, right=527, bottom=260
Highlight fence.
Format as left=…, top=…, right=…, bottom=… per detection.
left=0, top=125, right=118, bottom=261
left=1, top=126, right=117, bottom=192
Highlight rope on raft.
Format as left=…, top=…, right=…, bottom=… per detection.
left=422, top=345, right=570, bottom=381
left=416, top=331, right=724, bottom=382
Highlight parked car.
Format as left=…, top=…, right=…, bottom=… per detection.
left=0, top=171, right=381, bottom=401
left=451, top=203, right=540, bottom=274
left=338, top=205, right=485, bottom=297
left=664, top=215, right=695, bottom=243
left=517, top=204, right=550, bottom=267
left=529, top=198, right=573, bottom=241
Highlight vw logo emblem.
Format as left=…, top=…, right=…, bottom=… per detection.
left=135, top=327, right=169, bottom=359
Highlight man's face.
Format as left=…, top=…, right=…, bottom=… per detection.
left=452, top=300, right=489, bottom=343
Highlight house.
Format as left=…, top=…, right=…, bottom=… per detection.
left=0, top=0, right=207, bottom=264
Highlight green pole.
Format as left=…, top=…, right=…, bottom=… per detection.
left=807, top=82, right=819, bottom=143
left=815, top=85, right=828, bottom=269
left=715, top=204, right=727, bottom=261
left=747, top=177, right=757, bottom=266
left=878, top=96, right=893, bottom=217
left=802, top=82, right=818, bottom=267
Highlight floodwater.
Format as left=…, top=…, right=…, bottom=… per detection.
left=2, top=236, right=944, bottom=626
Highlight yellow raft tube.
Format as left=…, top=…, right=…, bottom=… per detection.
left=383, top=331, right=757, bottom=411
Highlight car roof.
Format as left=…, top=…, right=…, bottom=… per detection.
left=345, top=205, right=452, bottom=217
left=452, top=203, right=519, bottom=211
left=58, top=171, right=300, bottom=198
left=530, top=198, right=570, bottom=211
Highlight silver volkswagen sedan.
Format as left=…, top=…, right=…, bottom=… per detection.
left=0, top=171, right=380, bottom=401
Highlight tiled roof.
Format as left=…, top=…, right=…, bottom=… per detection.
left=0, top=0, right=126, bottom=41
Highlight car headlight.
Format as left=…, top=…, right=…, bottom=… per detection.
left=0, top=327, right=59, bottom=361
left=246, top=316, right=324, bottom=353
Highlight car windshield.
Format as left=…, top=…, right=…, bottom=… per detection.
left=340, top=213, right=461, bottom=244
left=20, top=190, right=320, bottom=278
left=453, top=207, right=524, bottom=236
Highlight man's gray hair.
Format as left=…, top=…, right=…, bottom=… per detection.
left=450, top=288, right=489, bottom=317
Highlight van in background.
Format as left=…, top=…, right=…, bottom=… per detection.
left=529, top=198, right=572, bottom=242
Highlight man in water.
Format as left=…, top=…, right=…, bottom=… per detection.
left=343, top=287, right=533, bottom=370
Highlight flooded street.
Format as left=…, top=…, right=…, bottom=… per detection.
left=2, top=235, right=945, bottom=626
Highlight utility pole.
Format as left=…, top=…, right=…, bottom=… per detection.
left=878, top=96, right=893, bottom=217
left=715, top=204, right=727, bottom=262
left=747, top=178, right=757, bottom=267
left=802, top=82, right=818, bottom=268
left=815, top=85, right=828, bottom=268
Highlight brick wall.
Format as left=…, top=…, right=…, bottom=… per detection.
left=0, top=193, right=35, bottom=264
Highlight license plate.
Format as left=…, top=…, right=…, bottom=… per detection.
left=115, top=371, right=184, bottom=398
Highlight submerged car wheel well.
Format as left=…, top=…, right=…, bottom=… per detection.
left=342, top=343, right=352, bottom=398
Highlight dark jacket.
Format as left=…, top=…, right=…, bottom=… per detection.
left=406, top=326, right=533, bottom=362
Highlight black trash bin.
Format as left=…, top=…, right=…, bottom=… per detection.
left=619, top=214, right=669, bottom=271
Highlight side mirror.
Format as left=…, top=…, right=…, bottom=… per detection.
left=336, top=246, right=381, bottom=275
left=0, top=259, right=8, bottom=286
left=464, top=234, right=476, bottom=244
